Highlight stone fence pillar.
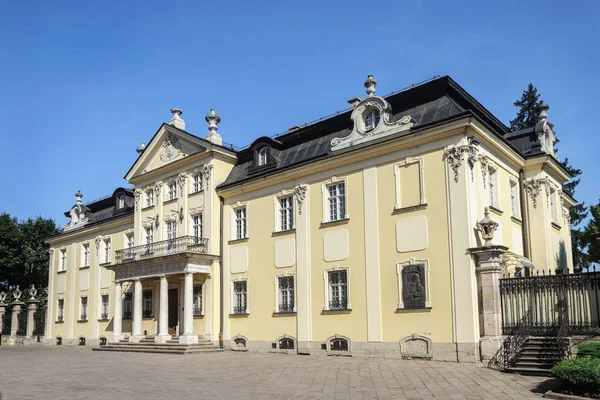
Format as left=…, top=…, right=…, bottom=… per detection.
left=26, top=299, right=39, bottom=338
left=470, top=245, right=508, bottom=361
left=8, top=286, right=24, bottom=345
left=0, top=296, right=6, bottom=338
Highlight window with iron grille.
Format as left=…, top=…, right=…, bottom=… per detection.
left=279, top=196, right=294, bottom=231
left=328, top=270, right=348, bottom=310
left=103, top=239, right=111, bottom=263
left=60, top=249, right=67, bottom=272
left=235, top=207, right=247, bottom=239
left=100, top=295, right=109, bottom=320
left=330, top=337, right=349, bottom=351
left=80, top=297, right=88, bottom=321
left=192, top=173, right=203, bottom=193
left=142, top=289, right=152, bottom=318
left=57, top=299, right=64, bottom=322
left=278, top=276, right=294, bottom=312
left=82, top=243, right=90, bottom=267
left=279, top=338, right=295, bottom=350
left=193, top=284, right=202, bottom=316
left=233, top=281, right=247, bottom=314
left=146, top=189, right=154, bottom=207
left=123, top=293, right=132, bottom=318
left=167, top=182, right=177, bottom=201
left=327, top=183, right=346, bottom=222
left=192, top=214, right=202, bottom=243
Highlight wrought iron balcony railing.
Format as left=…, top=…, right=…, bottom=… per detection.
left=115, top=236, right=209, bottom=264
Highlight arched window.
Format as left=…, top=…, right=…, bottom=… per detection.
left=258, top=147, right=269, bottom=166
left=330, top=337, right=349, bottom=351
left=99, top=337, right=107, bottom=346
left=364, top=109, right=381, bottom=132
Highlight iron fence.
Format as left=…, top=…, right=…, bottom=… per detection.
left=1, top=312, right=10, bottom=335
left=16, top=311, right=27, bottom=336
left=115, top=236, right=209, bottom=264
left=500, top=269, right=600, bottom=336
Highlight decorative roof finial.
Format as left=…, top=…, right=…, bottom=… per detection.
left=538, top=101, right=549, bottom=120
left=75, top=190, right=83, bottom=205
left=136, top=142, right=146, bottom=154
left=168, top=108, right=185, bottom=130
left=205, top=108, right=223, bottom=145
left=365, top=75, right=377, bottom=96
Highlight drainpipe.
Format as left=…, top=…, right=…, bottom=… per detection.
left=219, top=195, right=224, bottom=349
left=519, top=169, right=531, bottom=262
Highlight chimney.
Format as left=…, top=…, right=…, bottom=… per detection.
left=364, top=75, right=377, bottom=96
left=75, top=190, right=83, bottom=205
left=168, top=108, right=185, bottom=130
left=347, top=97, right=361, bottom=108
left=205, top=108, right=222, bottom=145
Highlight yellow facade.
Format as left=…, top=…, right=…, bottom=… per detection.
left=46, top=76, right=574, bottom=361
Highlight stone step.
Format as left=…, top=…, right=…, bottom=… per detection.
left=93, top=346, right=223, bottom=355
left=513, top=361, right=556, bottom=369
left=103, top=343, right=219, bottom=349
left=517, top=356, right=563, bottom=362
left=504, top=366, right=552, bottom=377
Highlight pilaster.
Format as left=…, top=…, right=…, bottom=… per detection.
left=294, top=184, right=311, bottom=354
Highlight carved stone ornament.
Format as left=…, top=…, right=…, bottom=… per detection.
left=153, top=182, right=162, bottom=198
left=155, top=214, right=160, bottom=228
left=27, top=284, right=37, bottom=300
left=160, top=133, right=182, bottom=162
left=134, top=189, right=142, bottom=207
left=0, top=291, right=7, bottom=303
left=480, top=155, right=490, bottom=188
left=476, top=207, right=499, bottom=246
left=202, top=164, right=213, bottom=188
left=12, top=285, right=22, bottom=302
left=176, top=172, right=187, bottom=191
left=524, top=178, right=549, bottom=209
left=293, top=184, right=308, bottom=215
left=95, top=236, right=102, bottom=254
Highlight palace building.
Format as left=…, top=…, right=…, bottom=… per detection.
left=45, top=75, right=575, bottom=361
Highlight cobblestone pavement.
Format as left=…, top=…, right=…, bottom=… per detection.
left=0, top=346, right=558, bottom=400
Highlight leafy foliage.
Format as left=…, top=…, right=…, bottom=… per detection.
left=585, top=202, right=600, bottom=265
left=0, top=213, right=57, bottom=291
left=551, top=356, right=600, bottom=392
left=509, top=83, right=547, bottom=132
left=577, top=342, right=600, bottom=359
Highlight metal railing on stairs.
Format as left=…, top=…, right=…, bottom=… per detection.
left=489, top=310, right=532, bottom=371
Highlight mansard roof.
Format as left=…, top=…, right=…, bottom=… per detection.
left=219, top=76, right=526, bottom=189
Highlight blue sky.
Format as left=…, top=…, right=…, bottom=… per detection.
left=1, top=0, right=598, bottom=228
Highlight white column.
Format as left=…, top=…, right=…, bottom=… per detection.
left=155, top=275, right=170, bottom=343
left=179, top=272, right=198, bottom=344
left=129, top=278, right=143, bottom=342
left=111, top=281, right=123, bottom=343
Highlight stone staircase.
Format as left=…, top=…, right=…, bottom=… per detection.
left=93, top=335, right=222, bottom=355
left=505, top=337, right=564, bottom=376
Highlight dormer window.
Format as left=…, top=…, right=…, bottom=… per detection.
left=117, top=195, right=125, bottom=209
left=364, top=109, right=380, bottom=132
left=258, top=147, right=269, bottom=166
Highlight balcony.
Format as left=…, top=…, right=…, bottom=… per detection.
left=115, top=236, right=209, bottom=265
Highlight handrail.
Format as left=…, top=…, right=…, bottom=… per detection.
left=114, top=236, right=209, bottom=264
left=489, top=309, right=531, bottom=370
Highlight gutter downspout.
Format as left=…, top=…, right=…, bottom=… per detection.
left=519, top=169, right=531, bottom=263
left=219, top=195, right=224, bottom=349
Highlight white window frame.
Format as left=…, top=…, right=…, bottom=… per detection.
left=80, top=296, right=88, bottom=321
left=100, top=294, right=109, bottom=320
left=258, top=147, right=268, bottom=166
left=274, top=193, right=294, bottom=232
left=117, top=196, right=125, bottom=209
left=82, top=243, right=90, bottom=268
left=274, top=273, right=296, bottom=313
left=193, top=283, right=203, bottom=316
left=144, top=226, right=154, bottom=245
left=364, top=109, right=380, bottom=132
left=166, top=181, right=177, bottom=201
left=57, top=298, right=64, bottom=322
left=394, top=156, right=426, bottom=210
left=321, top=176, right=348, bottom=223
left=231, top=278, right=248, bottom=314
left=142, top=289, right=153, bottom=318
left=396, top=259, right=431, bottom=309
left=145, top=189, right=154, bottom=208
left=60, top=249, right=67, bottom=272
left=232, top=204, right=248, bottom=240
left=488, top=167, right=498, bottom=208
left=326, top=334, right=352, bottom=353
left=191, top=173, right=203, bottom=194
left=510, top=179, right=520, bottom=218
left=550, top=187, right=558, bottom=223
left=102, top=239, right=111, bottom=264
left=322, top=266, right=351, bottom=311
left=191, top=213, right=203, bottom=242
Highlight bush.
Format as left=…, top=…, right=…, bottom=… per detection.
left=552, top=356, right=600, bottom=392
left=578, top=342, right=600, bottom=359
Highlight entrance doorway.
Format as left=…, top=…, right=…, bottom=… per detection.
left=168, top=288, right=178, bottom=335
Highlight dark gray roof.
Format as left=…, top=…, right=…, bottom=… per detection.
left=504, top=127, right=544, bottom=157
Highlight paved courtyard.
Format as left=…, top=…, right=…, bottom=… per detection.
left=0, top=346, right=558, bottom=399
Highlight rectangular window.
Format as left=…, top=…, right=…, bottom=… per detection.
left=60, top=249, right=67, bottom=272
left=123, top=293, right=133, bottom=319
left=192, top=173, right=203, bottom=193
left=278, top=276, right=294, bottom=312
left=328, top=270, right=348, bottom=310
left=235, top=207, right=247, bottom=239
left=57, top=299, right=64, bottom=322
left=118, top=196, right=125, bottom=209
left=100, top=295, right=109, bottom=320
left=192, top=214, right=203, bottom=243
left=166, top=221, right=177, bottom=240
left=82, top=243, right=90, bottom=267
left=103, top=239, right=111, bottom=263
left=126, top=234, right=135, bottom=258
left=80, top=297, right=88, bottom=321
left=279, top=196, right=294, bottom=231
left=142, top=289, right=152, bottom=318
left=167, top=182, right=177, bottom=201
left=327, top=183, right=346, bottom=222
left=510, top=181, right=519, bottom=218
left=145, top=227, right=154, bottom=253
left=146, top=189, right=154, bottom=207
left=551, top=188, right=558, bottom=223
left=193, top=284, right=203, bottom=316
left=489, top=169, right=497, bottom=207
left=233, top=281, right=247, bottom=314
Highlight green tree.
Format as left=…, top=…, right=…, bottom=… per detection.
left=585, top=202, right=600, bottom=266
left=0, top=213, right=57, bottom=290
left=510, top=84, right=588, bottom=271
